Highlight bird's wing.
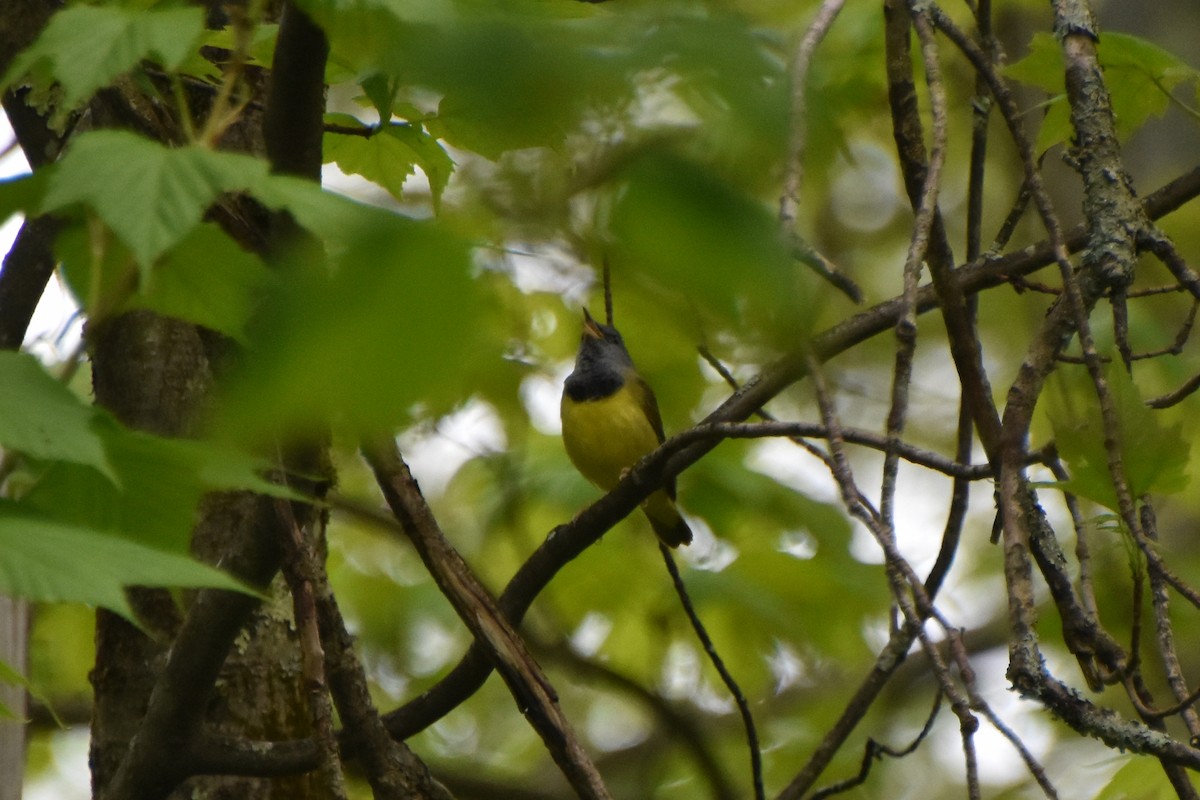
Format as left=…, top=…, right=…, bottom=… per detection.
left=630, top=373, right=677, bottom=500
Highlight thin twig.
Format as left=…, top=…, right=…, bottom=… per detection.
left=197, top=0, right=262, bottom=146
left=779, top=0, right=846, bottom=230
left=809, top=690, right=943, bottom=800
left=791, top=237, right=864, bottom=303
left=965, top=0, right=994, bottom=263
left=659, top=543, right=763, bottom=800
left=536, top=637, right=738, bottom=800
left=662, top=419, right=1004, bottom=479
left=880, top=5, right=949, bottom=531
left=1142, top=228, right=1200, bottom=301
left=778, top=0, right=862, bottom=303
left=977, top=697, right=1059, bottom=796
left=1148, top=370, right=1200, bottom=409
left=1044, top=453, right=1106, bottom=689
left=273, top=497, right=347, bottom=800
left=362, top=437, right=613, bottom=800
left=803, top=345, right=984, bottom=800
left=1140, top=503, right=1200, bottom=739
left=1111, top=288, right=1133, bottom=370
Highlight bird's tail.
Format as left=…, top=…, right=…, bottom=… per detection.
left=643, top=491, right=693, bottom=548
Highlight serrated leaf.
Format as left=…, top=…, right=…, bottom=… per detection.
left=1102, top=32, right=1195, bottom=85
left=360, top=72, right=396, bottom=122
left=388, top=124, right=454, bottom=212
left=1045, top=363, right=1190, bottom=511
left=324, top=116, right=455, bottom=211
left=1005, top=33, right=1071, bottom=152
left=1005, top=32, right=1064, bottom=94
left=2, top=5, right=206, bottom=111
left=56, top=219, right=271, bottom=340
left=0, top=352, right=113, bottom=480
left=1096, top=755, right=1179, bottom=800
left=1099, top=32, right=1200, bottom=140
left=42, top=130, right=268, bottom=270
left=23, top=417, right=293, bottom=553
left=324, top=115, right=416, bottom=200
left=1007, top=31, right=1200, bottom=151
left=0, top=502, right=255, bottom=621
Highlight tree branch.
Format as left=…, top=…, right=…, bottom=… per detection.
left=173, top=159, right=1200, bottom=779
left=362, top=437, right=613, bottom=800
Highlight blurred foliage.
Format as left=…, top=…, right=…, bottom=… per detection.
left=1043, top=361, right=1190, bottom=511
left=3, top=0, right=1200, bottom=798
left=2, top=5, right=206, bottom=118
left=1007, top=31, right=1200, bottom=154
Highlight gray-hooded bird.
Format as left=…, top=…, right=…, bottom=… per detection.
left=560, top=308, right=692, bottom=547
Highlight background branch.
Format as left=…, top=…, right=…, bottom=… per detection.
left=362, top=436, right=613, bottom=800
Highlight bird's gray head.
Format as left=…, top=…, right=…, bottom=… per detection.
left=563, top=308, right=636, bottom=401
left=576, top=308, right=634, bottom=372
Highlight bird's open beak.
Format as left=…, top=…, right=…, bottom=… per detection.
left=581, top=308, right=603, bottom=340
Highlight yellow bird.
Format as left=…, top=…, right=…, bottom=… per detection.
left=560, top=308, right=692, bottom=547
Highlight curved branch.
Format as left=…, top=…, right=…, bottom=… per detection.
left=363, top=438, right=612, bottom=800
left=537, top=640, right=738, bottom=800
left=0, top=215, right=59, bottom=351
left=386, top=163, right=1197, bottom=761
left=182, top=160, right=1200, bottom=778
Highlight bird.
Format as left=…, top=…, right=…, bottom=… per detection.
left=560, top=308, right=692, bottom=547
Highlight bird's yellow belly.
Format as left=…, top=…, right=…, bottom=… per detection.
left=561, top=385, right=662, bottom=490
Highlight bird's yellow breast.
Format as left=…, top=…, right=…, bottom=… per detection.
left=561, top=382, right=662, bottom=491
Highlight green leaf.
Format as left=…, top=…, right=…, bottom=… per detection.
left=216, top=214, right=484, bottom=442
left=0, top=659, right=22, bottom=719
left=1099, top=32, right=1200, bottom=140
left=1005, top=33, right=1064, bottom=95
left=2, top=5, right=206, bottom=111
left=177, top=22, right=279, bottom=83
left=133, top=223, right=274, bottom=342
left=422, top=27, right=590, bottom=158
left=385, top=124, right=455, bottom=212
left=0, top=656, right=62, bottom=726
left=0, top=173, right=49, bottom=227
left=23, top=417, right=291, bottom=553
left=249, top=173, right=394, bottom=251
left=610, top=151, right=806, bottom=345
left=55, top=221, right=141, bottom=324
left=0, top=352, right=113, bottom=480
left=1004, top=33, right=1071, bottom=153
left=1045, top=362, right=1190, bottom=512
left=324, top=115, right=415, bottom=200
left=630, top=16, right=789, bottom=177
left=1006, top=31, right=1200, bottom=151
left=57, top=220, right=270, bottom=340
left=301, top=1, right=621, bottom=159
left=324, top=116, right=455, bottom=211
left=360, top=72, right=397, bottom=123
left=0, top=502, right=254, bottom=621
left=1096, top=756, right=1182, bottom=800
left=42, top=130, right=269, bottom=270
